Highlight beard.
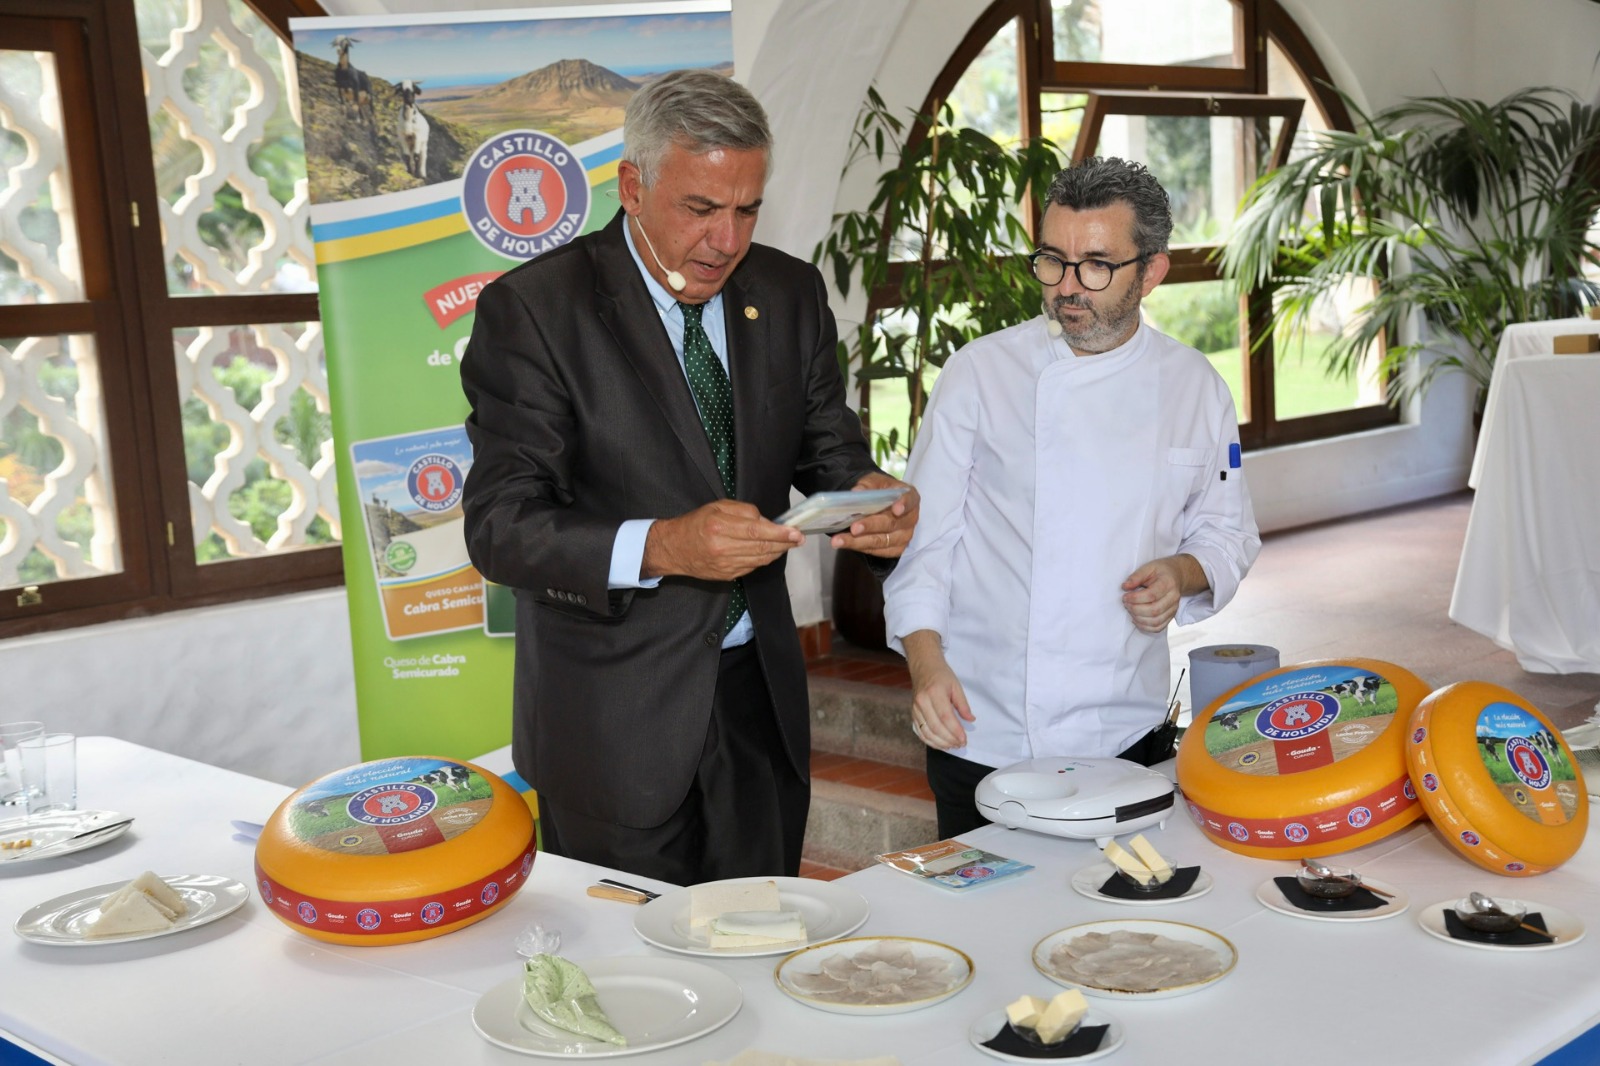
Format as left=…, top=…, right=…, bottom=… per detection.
left=1045, top=276, right=1144, bottom=354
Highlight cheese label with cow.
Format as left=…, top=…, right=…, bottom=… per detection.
left=284, top=758, right=491, bottom=855
left=1177, top=660, right=1429, bottom=859
left=256, top=756, right=536, bottom=945
left=1407, top=682, right=1587, bottom=876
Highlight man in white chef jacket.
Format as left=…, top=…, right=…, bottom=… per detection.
left=883, top=157, right=1261, bottom=837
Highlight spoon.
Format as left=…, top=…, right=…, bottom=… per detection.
left=1300, top=857, right=1395, bottom=898
left=1468, top=891, right=1556, bottom=940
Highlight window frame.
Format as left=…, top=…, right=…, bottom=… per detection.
left=0, top=0, right=335, bottom=638
left=878, top=0, right=1400, bottom=450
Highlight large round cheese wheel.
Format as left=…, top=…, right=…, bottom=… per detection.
left=254, top=756, right=536, bottom=945
left=1176, top=659, right=1430, bottom=859
left=1407, top=681, right=1588, bottom=876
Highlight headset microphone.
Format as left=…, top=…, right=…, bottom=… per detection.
left=633, top=216, right=686, bottom=293
left=1043, top=300, right=1064, bottom=338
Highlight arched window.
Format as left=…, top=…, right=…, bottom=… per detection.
left=880, top=0, right=1394, bottom=451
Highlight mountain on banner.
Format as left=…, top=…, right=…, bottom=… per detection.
left=427, top=58, right=637, bottom=144
left=472, top=58, right=639, bottom=111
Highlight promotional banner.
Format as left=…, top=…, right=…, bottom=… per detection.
left=291, top=3, right=735, bottom=763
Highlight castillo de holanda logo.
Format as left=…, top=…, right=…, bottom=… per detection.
left=1256, top=691, right=1341, bottom=741
left=347, top=781, right=437, bottom=827
left=407, top=453, right=464, bottom=513
left=463, top=129, right=591, bottom=260
left=1504, top=737, right=1552, bottom=790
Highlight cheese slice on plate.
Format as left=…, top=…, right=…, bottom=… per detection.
left=689, top=879, right=780, bottom=931
left=1005, top=994, right=1048, bottom=1029
left=1034, top=989, right=1089, bottom=1044
left=1127, top=834, right=1174, bottom=882
left=707, top=908, right=806, bottom=949
left=87, top=872, right=187, bottom=937
left=1103, top=840, right=1163, bottom=885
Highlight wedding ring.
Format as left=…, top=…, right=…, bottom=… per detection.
left=911, top=720, right=924, bottom=739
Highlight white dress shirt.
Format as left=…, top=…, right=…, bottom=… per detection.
left=884, top=316, right=1260, bottom=768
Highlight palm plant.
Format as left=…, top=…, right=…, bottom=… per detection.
left=814, top=87, right=1064, bottom=462
left=1219, top=86, right=1600, bottom=410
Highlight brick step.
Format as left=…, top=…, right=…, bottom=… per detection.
left=807, top=672, right=923, bottom=769
left=803, top=772, right=938, bottom=874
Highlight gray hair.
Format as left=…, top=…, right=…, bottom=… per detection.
left=622, top=69, right=772, bottom=187
left=1045, top=157, right=1173, bottom=257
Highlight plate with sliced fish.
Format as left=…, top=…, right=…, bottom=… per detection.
left=774, top=935, right=974, bottom=1015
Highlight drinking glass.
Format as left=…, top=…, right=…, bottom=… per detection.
left=19, top=733, right=76, bottom=816
left=0, top=721, right=45, bottom=810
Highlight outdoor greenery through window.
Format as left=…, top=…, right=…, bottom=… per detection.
left=850, top=0, right=1395, bottom=457
left=0, top=0, right=336, bottom=636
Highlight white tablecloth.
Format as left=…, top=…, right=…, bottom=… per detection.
left=1470, top=316, right=1600, bottom=488
left=5, top=738, right=1600, bottom=1065
left=1451, top=345, right=1600, bottom=673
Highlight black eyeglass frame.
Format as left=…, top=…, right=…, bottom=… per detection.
left=1027, top=250, right=1148, bottom=291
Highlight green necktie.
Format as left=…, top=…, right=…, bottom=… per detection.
left=678, top=300, right=746, bottom=635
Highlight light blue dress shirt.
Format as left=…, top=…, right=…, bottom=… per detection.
left=608, top=220, right=754, bottom=648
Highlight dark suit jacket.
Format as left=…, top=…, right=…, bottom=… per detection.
left=461, top=210, right=880, bottom=828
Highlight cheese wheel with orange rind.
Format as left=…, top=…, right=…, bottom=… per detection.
left=1176, top=659, right=1430, bottom=859
left=1407, top=681, right=1587, bottom=876
left=254, top=756, right=535, bottom=945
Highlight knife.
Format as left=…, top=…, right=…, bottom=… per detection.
left=9, top=817, right=135, bottom=857
left=587, top=884, right=652, bottom=904
left=597, top=877, right=661, bottom=900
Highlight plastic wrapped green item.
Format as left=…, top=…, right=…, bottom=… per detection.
left=521, top=954, right=626, bottom=1046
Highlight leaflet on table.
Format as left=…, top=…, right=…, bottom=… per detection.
left=876, top=838, right=1033, bottom=890
left=776, top=488, right=907, bottom=534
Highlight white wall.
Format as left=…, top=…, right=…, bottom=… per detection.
left=18, top=0, right=1600, bottom=777
left=1, top=590, right=359, bottom=787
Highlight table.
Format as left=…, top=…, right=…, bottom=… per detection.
left=5, top=738, right=1600, bottom=1065
left=1451, top=323, right=1600, bottom=672
left=1469, top=316, right=1600, bottom=489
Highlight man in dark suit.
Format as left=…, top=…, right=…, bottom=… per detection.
left=460, top=69, right=916, bottom=886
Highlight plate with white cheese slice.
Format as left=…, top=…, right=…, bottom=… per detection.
left=633, top=875, right=869, bottom=957
left=14, top=872, right=248, bottom=946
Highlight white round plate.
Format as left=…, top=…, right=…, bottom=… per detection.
left=472, top=956, right=741, bottom=1058
left=14, top=874, right=248, bottom=945
left=633, top=875, right=869, bottom=957
left=1034, top=919, right=1236, bottom=1000
left=1071, top=862, right=1213, bottom=906
left=0, top=810, right=133, bottom=865
left=1254, top=876, right=1409, bottom=922
left=1417, top=898, right=1584, bottom=952
left=969, top=1004, right=1125, bottom=1063
left=775, top=935, right=973, bottom=1015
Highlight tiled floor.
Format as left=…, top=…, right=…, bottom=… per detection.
left=798, top=490, right=1600, bottom=879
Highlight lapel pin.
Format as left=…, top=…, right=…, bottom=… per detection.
left=744, top=306, right=759, bottom=320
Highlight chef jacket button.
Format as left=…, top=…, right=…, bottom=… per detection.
left=576, top=594, right=587, bottom=606
left=545, top=588, right=556, bottom=598
left=704, top=632, right=718, bottom=647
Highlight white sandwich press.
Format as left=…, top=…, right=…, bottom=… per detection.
left=974, top=756, right=1176, bottom=846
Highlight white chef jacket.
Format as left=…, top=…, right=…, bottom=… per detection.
left=883, top=317, right=1260, bottom=769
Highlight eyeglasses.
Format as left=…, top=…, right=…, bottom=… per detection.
left=1027, top=251, right=1147, bottom=291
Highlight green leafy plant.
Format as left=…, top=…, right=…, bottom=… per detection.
left=813, top=88, right=1064, bottom=461
left=1219, top=86, right=1600, bottom=410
